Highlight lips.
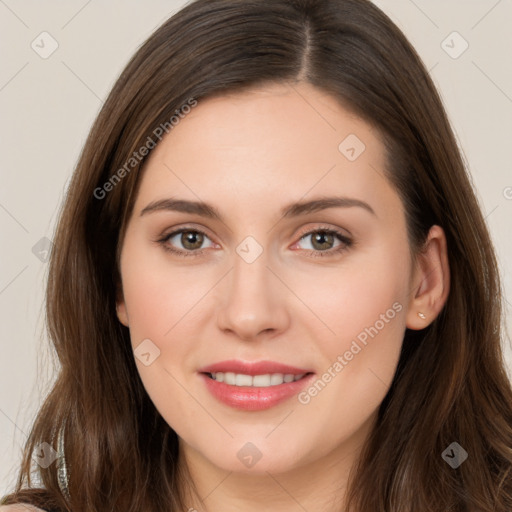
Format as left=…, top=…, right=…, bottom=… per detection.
left=198, top=359, right=312, bottom=376
left=198, top=360, right=315, bottom=411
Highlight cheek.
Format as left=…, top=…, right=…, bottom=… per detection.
left=291, top=235, right=409, bottom=347
left=119, top=250, right=209, bottom=430
left=120, top=243, right=211, bottom=345
left=293, top=238, right=409, bottom=417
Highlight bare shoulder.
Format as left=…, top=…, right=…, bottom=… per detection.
left=0, top=505, right=46, bottom=512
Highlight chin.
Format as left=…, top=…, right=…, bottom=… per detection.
left=199, top=438, right=310, bottom=475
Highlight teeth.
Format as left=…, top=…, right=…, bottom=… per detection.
left=224, top=372, right=236, bottom=385
left=235, top=373, right=252, bottom=386
left=253, top=374, right=272, bottom=387
left=210, top=372, right=305, bottom=387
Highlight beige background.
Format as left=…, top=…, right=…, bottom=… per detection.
left=1, top=0, right=511, bottom=496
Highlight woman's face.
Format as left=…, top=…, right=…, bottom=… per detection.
left=116, top=82, right=425, bottom=475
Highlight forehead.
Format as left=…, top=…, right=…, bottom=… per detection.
left=134, top=82, right=400, bottom=221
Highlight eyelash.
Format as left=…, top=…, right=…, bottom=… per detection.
left=156, top=225, right=353, bottom=259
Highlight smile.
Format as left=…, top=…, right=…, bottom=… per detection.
left=208, top=372, right=306, bottom=387
left=200, top=371, right=314, bottom=411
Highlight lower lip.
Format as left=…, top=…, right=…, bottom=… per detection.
left=200, top=373, right=315, bottom=411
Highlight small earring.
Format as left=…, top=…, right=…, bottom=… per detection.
left=418, top=312, right=426, bottom=319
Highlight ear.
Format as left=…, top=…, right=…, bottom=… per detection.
left=115, top=285, right=130, bottom=327
left=406, top=225, right=450, bottom=330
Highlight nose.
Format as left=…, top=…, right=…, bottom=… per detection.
left=216, top=249, right=290, bottom=341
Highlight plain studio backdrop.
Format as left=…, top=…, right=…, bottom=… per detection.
left=0, top=0, right=511, bottom=496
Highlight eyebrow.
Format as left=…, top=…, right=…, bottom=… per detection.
left=139, top=196, right=376, bottom=220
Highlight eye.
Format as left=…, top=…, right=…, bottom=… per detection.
left=158, top=228, right=216, bottom=256
left=157, top=226, right=353, bottom=258
left=292, top=227, right=353, bottom=257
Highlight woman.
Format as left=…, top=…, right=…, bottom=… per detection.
left=2, top=0, right=511, bottom=510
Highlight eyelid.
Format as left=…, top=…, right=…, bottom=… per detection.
left=159, top=223, right=216, bottom=241
left=293, top=223, right=351, bottom=240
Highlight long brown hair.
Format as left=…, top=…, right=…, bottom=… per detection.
left=2, top=0, right=511, bottom=510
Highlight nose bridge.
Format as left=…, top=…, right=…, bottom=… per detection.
left=232, top=250, right=269, bottom=296
left=229, top=244, right=276, bottom=312
left=229, top=234, right=273, bottom=295
left=216, top=237, right=289, bottom=339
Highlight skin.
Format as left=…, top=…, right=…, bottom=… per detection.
left=116, top=81, right=450, bottom=511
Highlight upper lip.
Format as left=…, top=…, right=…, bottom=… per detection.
left=198, top=360, right=313, bottom=376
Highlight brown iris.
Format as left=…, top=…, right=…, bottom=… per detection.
left=310, top=231, right=335, bottom=251
left=181, top=231, right=204, bottom=250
